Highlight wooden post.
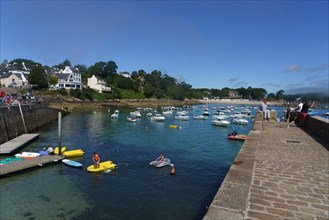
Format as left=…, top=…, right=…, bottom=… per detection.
left=18, top=101, right=27, bottom=134
left=58, top=112, right=62, bottom=155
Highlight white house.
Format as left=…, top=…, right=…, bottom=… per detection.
left=87, top=75, right=111, bottom=93
left=0, top=73, right=28, bottom=88
left=55, top=66, right=82, bottom=90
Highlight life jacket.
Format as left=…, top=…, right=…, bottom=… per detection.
left=93, top=154, right=100, bottom=162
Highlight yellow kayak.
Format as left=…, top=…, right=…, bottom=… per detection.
left=63, top=149, right=84, bottom=158
left=87, top=160, right=117, bottom=172
left=169, top=125, right=179, bottom=129
left=54, top=146, right=67, bottom=155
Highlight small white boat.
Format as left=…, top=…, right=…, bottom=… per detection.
left=162, top=110, right=173, bottom=116
left=202, top=110, right=210, bottom=116
left=130, top=111, right=141, bottom=118
left=323, top=112, right=329, bottom=116
left=174, top=113, right=190, bottom=121
left=126, top=116, right=137, bottom=122
left=146, top=112, right=153, bottom=117
left=149, top=158, right=171, bottom=168
left=193, top=115, right=207, bottom=120
left=211, top=118, right=230, bottom=127
left=15, top=152, right=40, bottom=159
left=111, top=113, right=119, bottom=119
left=114, top=110, right=120, bottom=114
left=151, top=114, right=166, bottom=122
left=232, top=118, right=248, bottom=125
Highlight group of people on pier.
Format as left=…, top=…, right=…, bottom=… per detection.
left=285, top=99, right=314, bottom=127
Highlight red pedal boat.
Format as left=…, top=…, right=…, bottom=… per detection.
left=227, top=134, right=247, bottom=141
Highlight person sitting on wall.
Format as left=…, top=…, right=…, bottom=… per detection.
left=298, top=100, right=314, bottom=127
left=261, top=99, right=271, bottom=121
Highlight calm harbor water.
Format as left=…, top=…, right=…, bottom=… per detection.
left=1, top=104, right=328, bottom=220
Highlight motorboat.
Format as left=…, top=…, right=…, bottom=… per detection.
left=146, top=112, right=153, bottom=117
left=151, top=114, right=165, bottom=122
left=126, top=116, right=137, bottom=122
left=149, top=158, right=171, bottom=168
left=323, top=112, right=329, bottom=116
left=232, top=118, right=248, bottom=125
left=211, top=118, right=230, bottom=127
left=193, top=115, right=207, bottom=120
left=130, top=111, right=141, bottom=118
left=15, top=152, right=40, bottom=159
left=111, top=113, right=119, bottom=119
left=212, top=115, right=228, bottom=120
left=202, top=110, right=210, bottom=116
left=174, top=113, right=189, bottom=121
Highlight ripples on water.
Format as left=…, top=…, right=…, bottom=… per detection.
left=1, top=105, right=327, bottom=220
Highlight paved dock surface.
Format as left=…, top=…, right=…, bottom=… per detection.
left=0, top=134, right=39, bottom=154
left=204, top=120, right=329, bottom=220
left=0, top=155, right=64, bottom=177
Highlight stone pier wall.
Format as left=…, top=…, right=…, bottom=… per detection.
left=0, top=104, right=59, bottom=144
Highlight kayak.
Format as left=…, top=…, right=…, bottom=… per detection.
left=0, top=157, right=24, bottom=165
left=15, top=152, right=41, bottom=159
left=227, top=134, right=247, bottom=141
left=87, top=160, right=117, bottom=172
left=62, top=159, right=83, bottom=168
left=149, top=158, right=171, bottom=168
left=63, top=149, right=84, bottom=158
left=54, top=146, right=67, bottom=155
left=39, top=150, right=48, bottom=156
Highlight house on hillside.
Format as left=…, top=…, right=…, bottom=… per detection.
left=229, top=90, right=241, bottom=98
left=53, top=66, right=82, bottom=90
left=87, top=75, right=111, bottom=93
left=0, top=61, right=31, bottom=87
left=0, top=73, right=28, bottom=88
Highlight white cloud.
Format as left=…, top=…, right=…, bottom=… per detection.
left=286, top=64, right=301, bottom=73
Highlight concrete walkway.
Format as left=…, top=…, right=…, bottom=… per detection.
left=204, top=118, right=329, bottom=220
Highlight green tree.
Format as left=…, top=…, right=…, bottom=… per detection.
left=28, top=66, right=48, bottom=89
left=49, top=74, right=58, bottom=86
left=267, top=93, right=276, bottom=100
left=55, top=59, right=71, bottom=70
left=115, top=76, right=134, bottom=90
left=275, top=90, right=284, bottom=100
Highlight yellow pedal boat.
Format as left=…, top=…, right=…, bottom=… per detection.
left=87, top=160, right=117, bottom=172
left=54, top=146, right=67, bottom=155
left=63, top=149, right=84, bottom=158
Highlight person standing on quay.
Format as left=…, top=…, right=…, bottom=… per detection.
left=261, top=99, right=271, bottom=121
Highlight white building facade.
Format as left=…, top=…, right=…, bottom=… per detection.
left=87, top=75, right=111, bottom=93
left=55, top=66, right=82, bottom=90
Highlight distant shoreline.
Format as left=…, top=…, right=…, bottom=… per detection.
left=200, top=99, right=283, bottom=106
left=46, top=97, right=285, bottom=111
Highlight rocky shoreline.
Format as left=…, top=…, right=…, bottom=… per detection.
left=44, top=97, right=285, bottom=112
left=46, top=97, right=203, bottom=111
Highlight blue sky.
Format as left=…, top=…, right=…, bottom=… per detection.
left=1, top=1, right=328, bottom=95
